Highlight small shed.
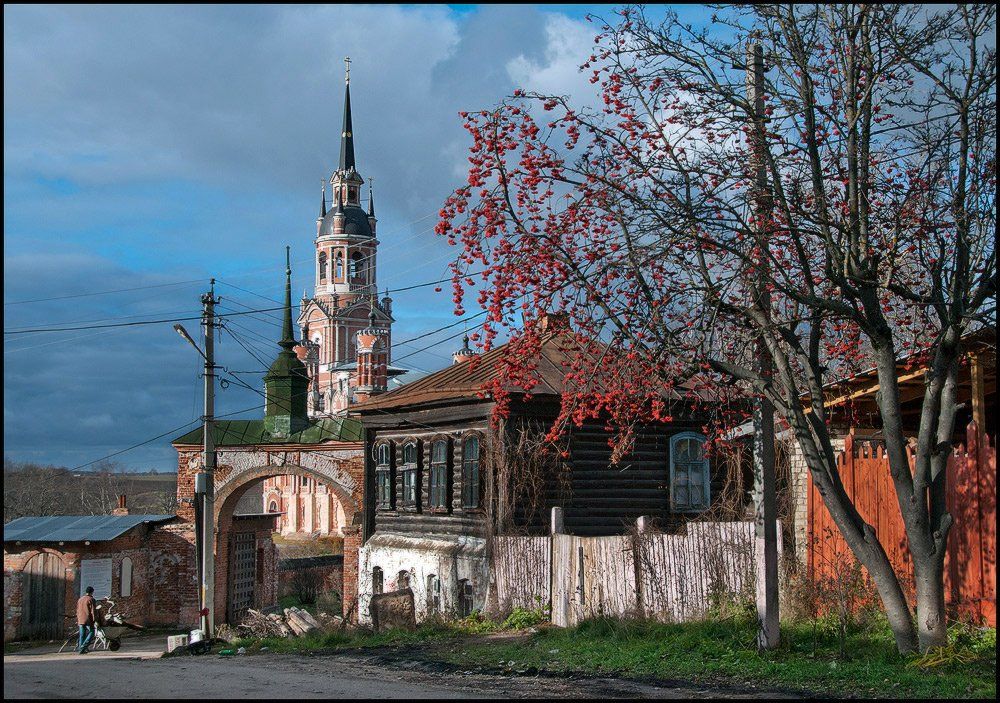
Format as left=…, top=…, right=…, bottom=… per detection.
left=3, top=512, right=178, bottom=641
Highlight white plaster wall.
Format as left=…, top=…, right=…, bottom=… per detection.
left=358, top=535, right=487, bottom=625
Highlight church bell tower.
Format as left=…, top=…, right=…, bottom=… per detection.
left=297, top=58, right=397, bottom=416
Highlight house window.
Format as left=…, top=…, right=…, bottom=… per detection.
left=318, top=252, right=327, bottom=281
left=372, top=567, right=383, bottom=595
left=430, top=440, right=450, bottom=509
left=461, top=435, right=480, bottom=509
left=457, top=579, right=474, bottom=618
left=119, top=557, right=133, bottom=598
left=669, top=432, right=710, bottom=511
left=375, top=442, right=393, bottom=508
left=401, top=442, right=418, bottom=508
left=397, top=570, right=410, bottom=590
left=426, top=574, right=440, bottom=615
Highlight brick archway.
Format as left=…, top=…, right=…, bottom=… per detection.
left=174, top=444, right=365, bottom=625
left=214, top=462, right=359, bottom=530
left=213, top=465, right=359, bottom=625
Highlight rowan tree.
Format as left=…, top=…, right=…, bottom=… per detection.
left=438, top=4, right=996, bottom=654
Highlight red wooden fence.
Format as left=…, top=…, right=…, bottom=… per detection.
left=808, top=423, right=996, bottom=626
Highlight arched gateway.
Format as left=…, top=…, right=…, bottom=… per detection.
left=173, top=252, right=366, bottom=625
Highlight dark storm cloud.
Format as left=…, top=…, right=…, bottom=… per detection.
left=3, top=4, right=594, bottom=469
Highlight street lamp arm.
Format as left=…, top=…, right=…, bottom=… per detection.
left=174, top=324, right=209, bottom=363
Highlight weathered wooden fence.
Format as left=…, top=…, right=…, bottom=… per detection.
left=492, top=521, right=773, bottom=626
left=808, top=423, right=996, bottom=626
left=491, top=536, right=551, bottom=611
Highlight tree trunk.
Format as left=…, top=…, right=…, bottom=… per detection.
left=913, top=555, right=949, bottom=651
left=855, top=530, right=919, bottom=654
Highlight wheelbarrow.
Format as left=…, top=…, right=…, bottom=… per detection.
left=58, top=599, right=145, bottom=653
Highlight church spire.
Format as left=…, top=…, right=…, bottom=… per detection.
left=320, top=180, right=327, bottom=218
left=264, top=247, right=309, bottom=436
left=280, top=245, right=296, bottom=350
left=339, top=57, right=355, bottom=172
left=368, top=178, right=376, bottom=217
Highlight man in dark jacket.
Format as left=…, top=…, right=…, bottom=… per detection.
left=76, top=586, right=96, bottom=654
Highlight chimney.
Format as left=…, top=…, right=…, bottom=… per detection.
left=112, top=494, right=129, bottom=516
left=354, top=310, right=388, bottom=403
left=539, top=312, right=570, bottom=333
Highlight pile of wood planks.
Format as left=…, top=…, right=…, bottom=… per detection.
left=235, top=607, right=325, bottom=638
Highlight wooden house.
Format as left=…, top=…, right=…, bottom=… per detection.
left=350, top=314, right=739, bottom=622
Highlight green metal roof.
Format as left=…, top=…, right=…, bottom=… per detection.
left=172, top=417, right=362, bottom=446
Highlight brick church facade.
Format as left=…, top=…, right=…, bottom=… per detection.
left=262, top=61, right=402, bottom=537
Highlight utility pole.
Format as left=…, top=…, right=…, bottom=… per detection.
left=747, top=37, right=780, bottom=651
left=200, top=280, right=218, bottom=638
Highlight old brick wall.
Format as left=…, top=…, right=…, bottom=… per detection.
left=342, top=526, right=360, bottom=622
left=4, top=524, right=199, bottom=641
left=146, top=523, right=199, bottom=627
left=277, top=555, right=344, bottom=599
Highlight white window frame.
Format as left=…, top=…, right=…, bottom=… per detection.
left=119, top=556, right=133, bottom=598
left=401, top=442, right=418, bottom=507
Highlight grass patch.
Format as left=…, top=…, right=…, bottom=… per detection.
left=228, top=606, right=548, bottom=655
left=439, top=617, right=995, bottom=699
left=232, top=622, right=462, bottom=655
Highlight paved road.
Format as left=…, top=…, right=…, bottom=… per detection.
left=4, top=638, right=798, bottom=699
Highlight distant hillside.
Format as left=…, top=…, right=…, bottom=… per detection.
left=3, top=458, right=177, bottom=523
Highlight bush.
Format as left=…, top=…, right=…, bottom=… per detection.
left=289, top=569, right=321, bottom=605
left=500, top=606, right=549, bottom=630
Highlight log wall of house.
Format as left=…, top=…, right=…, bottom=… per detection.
left=362, top=401, right=492, bottom=541
left=360, top=398, right=733, bottom=540
left=562, top=420, right=724, bottom=536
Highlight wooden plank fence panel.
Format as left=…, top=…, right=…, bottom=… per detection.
left=808, top=423, right=996, bottom=626
left=491, top=536, right=550, bottom=613
left=976, top=429, right=996, bottom=625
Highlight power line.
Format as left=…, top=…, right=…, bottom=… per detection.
left=3, top=279, right=206, bottom=306
left=66, top=402, right=265, bottom=472
left=2, top=304, right=295, bottom=335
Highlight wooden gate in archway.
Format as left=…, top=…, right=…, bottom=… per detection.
left=21, top=553, right=65, bottom=640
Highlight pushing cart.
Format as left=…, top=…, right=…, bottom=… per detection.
left=58, top=599, right=144, bottom=653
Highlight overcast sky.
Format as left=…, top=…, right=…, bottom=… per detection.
left=3, top=4, right=713, bottom=472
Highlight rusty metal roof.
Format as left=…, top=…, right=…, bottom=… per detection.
left=352, top=330, right=578, bottom=413
left=3, top=514, right=176, bottom=543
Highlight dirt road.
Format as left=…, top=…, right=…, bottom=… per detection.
left=4, top=639, right=799, bottom=699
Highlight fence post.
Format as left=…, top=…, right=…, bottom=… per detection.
left=634, top=516, right=652, bottom=617
left=549, top=507, right=563, bottom=625
left=550, top=507, right=564, bottom=535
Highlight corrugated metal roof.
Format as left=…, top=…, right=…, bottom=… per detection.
left=3, top=514, right=176, bottom=543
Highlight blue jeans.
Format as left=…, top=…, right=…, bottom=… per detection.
left=77, top=624, right=94, bottom=652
